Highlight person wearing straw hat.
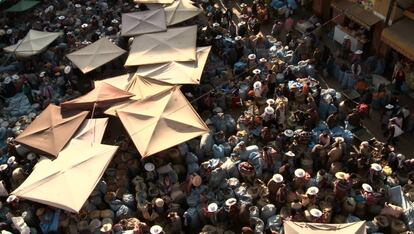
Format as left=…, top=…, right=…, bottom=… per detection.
left=167, top=211, right=182, bottom=233
left=333, top=172, right=351, bottom=200
left=368, top=163, right=383, bottom=184
left=309, top=208, right=323, bottom=223
left=293, top=168, right=309, bottom=191
left=361, top=183, right=378, bottom=206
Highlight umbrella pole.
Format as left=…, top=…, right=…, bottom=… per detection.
left=91, top=103, right=97, bottom=144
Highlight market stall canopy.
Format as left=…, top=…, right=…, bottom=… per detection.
left=136, top=46, right=211, bottom=84
left=12, top=139, right=118, bottom=213
left=133, top=0, right=175, bottom=4
left=382, top=18, right=414, bottom=61
left=116, top=86, right=208, bottom=157
left=104, top=75, right=173, bottom=116
left=15, top=104, right=89, bottom=157
left=94, top=73, right=134, bottom=90
left=61, top=82, right=134, bottom=110
left=73, top=118, right=109, bottom=143
left=164, top=0, right=202, bottom=26
left=121, top=9, right=167, bottom=36
left=283, top=221, right=366, bottom=234
left=66, top=37, right=127, bottom=74
left=5, top=0, right=39, bottom=12
left=331, top=0, right=381, bottom=29
left=3, top=30, right=62, bottom=57
left=125, top=25, right=197, bottom=66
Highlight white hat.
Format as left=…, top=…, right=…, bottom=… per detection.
left=362, top=183, right=373, bottom=193
left=284, top=129, right=294, bottom=137
left=285, top=151, right=295, bottom=157
left=385, top=104, right=394, bottom=109
left=360, top=141, right=369, bottom=147
left=213, top=107, right=223, bottom=113
left=225, top=198, right=237, bottom=207
left=371, top=163, right=382, bottom=172
left=253, top=81, right=262, bottom=89
left=335, top=172, right=347, bottom=180
left=111, top=19, right=119, bottom=24
left=155, top=198, right=164, bottom=207
left=144, top=163, right=155, bottom=172
left=85, top=6, right=92, bottom=11
left=397, top=154, right=405, bottom=161
left=335, top=137, right=344, bottom=143
left=215, top=35, right=222, bottom=40
left=266, top=99, right=275, bottom=105
left=3, top=77, right=11, bottom=84
left=252, top=69, right=261, bottom=75
left=6, top=29, right=12, bottom=34
left=58, top=15, right=65, bottom=20
left=100, top=223, right=112, bottom=232
left=310, top=208, right=323, bottom=218
left=212, top=22, right=220, bottom=27
left=75, top=4, right=81, bottom=8
left=0, top=164, right=8, bottom=172
left=259, top=58, right=267, bottom=63
left=355, top=50, right=363, bottom=55
left=306, top=186, right=319, bottom=195
left=248, top=54, right=256, bottom=60
left=81, top=23, right=88, bottom=28
left=27, top=153, right=36, bottom=161
left=64, top=66, right=71, bottom=74
left=295, top=168, right=305, bottom=178
left=107, top=26, right=114, bottom=32
left=6, top=195, right=17, bottom=203
left=264, top=106, right=274, bottom=115
left=272, top=174, right=283, bottom=183
left=7, top=156, right=15, bottom=165
left=150, top=225, right=163, bottom=234
left=208, top=203, right=218, bottom=212
left=240, top=3, right=247, bottom=7
left=235, top=36, right=242, bottom=41
left=344, top=35, right=350, bottom=40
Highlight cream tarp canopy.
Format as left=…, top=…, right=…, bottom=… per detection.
left=94, top=73, right=134, bottom=91
left=3, top=30, right=62, bottom=57
left=12, top=139, right=118, bottom=213
left=283, top=221, right=366, bottom=234
left=73, top=118, right=109, bottom=143
left=67, top=37, right=126, bottom=73
left=164, top=0, right=202, bottom=26
left=104, top=75, right=173, bottom=116
left=15, top=104, right=89, bottom=157
left=133, top=0, right=174, bottom=4
left=116, top=86, right=208, bottom=157
left=125, top=26, right=197, bottom=66
left=121, top=8, right=167, bottom=36
left=136, top=46, right=211, bottom=84
left=61, top=82, right=134, bottom=110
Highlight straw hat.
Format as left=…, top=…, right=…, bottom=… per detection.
left=150, top=225, right=163, bottom=234
left=291, top=201, right=302, bottom=210
left=58, top=15, right=65, bottom=20
left=295, top=168, right=305, bottom=178
left=362, top=183, right=373, bottom=193
left=266, top=99, right=275, bottom=106
left=192, top=174, right=202, bottom=187
left=235, top=36, right=242, bottom=41
left=310, top=208, right=323, bottom=218
left=225, top=198, right=237, bottom=207
left=144, top=163, right=155, bottom=172
left=6, top=29, right=12, bottom=35
left=335, top=172, right=347, bottom=180
left=371, top=163, right=382, bottom=172
left=212, top=22, right=220, bottom=28
left=3, top=77, right=11, bottom=84
left=81, top=23, right=88, bottom=28
left=272, top=174, right=284, bottom=183
left=285, top=151, right=295, bottom=157
left=264, top=106, right=274, bottom=115
left=252, top=69, right=261, bottom=75
left=335, top=137, right=344, bottom=143
left=7, top=156, right=15, bottom=165
left=385, top=104, right=394, bottom=109
left=306, top=187, right=319, bottom=196
left=215, top=35, right=222, bottom=40
left=240, top=3, right=247, bottom=8
left=344, top=35, right=350, bottom=40
left=6, top=195, right=17, bottom=203
left=259, top=58, right=267, bottom=63
left=208, top=203, right=218, bottom=212
left=360, top=141, right=369, bottom=147
left=100, top=223, right=112, bottom=232
left=355, top=50, right=363, bottom=55
left=284, top=129, right=294, bottom=137
left=248, top=54, right=256, bottom=60
left=253, top=81, right=262, bottom=89
left=64, top=66, right=71, bottom=74
left=155, top=198, right=164, bottom=208
left=397, top=154, right=405, bottom=161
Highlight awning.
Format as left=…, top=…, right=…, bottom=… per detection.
left=283, top=221, right=366, bottom=234
left=331, top=0, right=381, bottom=29
left=164, top=0, right=202, bottom=26
left=94, top=73, right=134, bottom=91
left=12, top=139, right=118, bottom=213
left=382, top=18, right=414, bottom=61
left=3, top=30, right=62, bottom=57
left=134, top=0, right=175, bottom=4
left=5, top=0, right=39, bottom=12
left=73, top=118, right=109, bottom=143
left=121, top=8, right=167, bottom=36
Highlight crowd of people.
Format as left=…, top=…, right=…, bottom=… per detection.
left=1, top=0, right=414, bottom=233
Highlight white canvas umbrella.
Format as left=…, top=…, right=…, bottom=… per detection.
left=136, top=46, right=211, bottom=84
left=125, top=26, right=197, bottom=66
left=133, top=0, right=175, bottom=4
left=164, top=0, right=202, bottom=26
left=12, top=139, right=119, bottom=213
left=121, top=8, right=167, bottom=36
left=73, top=118, right=109, bottom=143
left=3, top=30, right=62, bottom=57
left=94, top=73, right=134, bottom=91
left=67, top=37, right=126, bottom=73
